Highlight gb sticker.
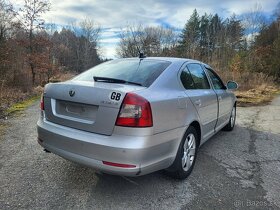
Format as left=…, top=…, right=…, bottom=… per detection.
left=109, top=92, right=122, bottom=101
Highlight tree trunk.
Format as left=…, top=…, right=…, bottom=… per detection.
left=30, top=63, right=36, bottom=85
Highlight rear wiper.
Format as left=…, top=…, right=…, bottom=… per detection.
left=93, top=76, right=143, bottom=86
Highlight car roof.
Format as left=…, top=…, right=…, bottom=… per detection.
left=116, top=57, right=209, bottom=67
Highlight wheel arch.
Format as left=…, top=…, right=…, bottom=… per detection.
left=189, top=121, right=201, bottom=147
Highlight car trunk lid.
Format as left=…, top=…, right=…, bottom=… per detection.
left=44, top=80, right=146, bottom=135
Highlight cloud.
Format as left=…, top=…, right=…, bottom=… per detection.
left=10, top=0, right=279, bottom=58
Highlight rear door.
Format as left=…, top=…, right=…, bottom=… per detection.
left=204, top=67, right=233, bottom=130
left=180, top=63, right=218, bottom=141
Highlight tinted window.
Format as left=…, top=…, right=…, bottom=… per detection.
left=73, top=59, right=171, bottom=87
left=206, top=68, right=225, bottom=90
left=180, top=67, right=196, bottom=89
left=187, top=64, right=210, bottom=89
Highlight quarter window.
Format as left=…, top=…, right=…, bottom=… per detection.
left=180, top=67, right=196, bottom=89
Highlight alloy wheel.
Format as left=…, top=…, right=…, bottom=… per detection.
left=182, top=133, right=196, bottom=171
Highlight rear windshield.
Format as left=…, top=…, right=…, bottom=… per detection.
left=72, top=59, right=171, bottom=87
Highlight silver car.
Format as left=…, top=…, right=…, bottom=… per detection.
left=37, top=57, right=237, bottom=179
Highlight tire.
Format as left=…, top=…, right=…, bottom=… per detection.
left=166, top=126, right=198, bottom=179
left=223, top=105, right=236, bottom=131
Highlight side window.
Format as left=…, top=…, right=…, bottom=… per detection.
left=180, top=67, right=196, bottom=89
left=206, top=68, right=226, bottom=90
left=187, top=64, right=210, bottom=89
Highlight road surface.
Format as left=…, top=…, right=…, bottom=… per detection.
left=1, top=96, right=280, bottom=210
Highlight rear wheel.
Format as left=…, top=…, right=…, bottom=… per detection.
left=166, top=126, right=198, bottom=179
left=223, top=105, right=236, bottom=131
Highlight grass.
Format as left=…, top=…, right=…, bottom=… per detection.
left=5, top=95, right=40, bottom=116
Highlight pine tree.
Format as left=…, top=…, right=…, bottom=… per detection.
left=178, top=9, right=200, bottom=58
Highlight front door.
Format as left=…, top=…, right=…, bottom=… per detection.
left=180, top=63, right=218, bottom=142
left=204, top=67, right=233, bottom=130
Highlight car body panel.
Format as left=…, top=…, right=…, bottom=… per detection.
left=37, top=116, right=186, bottom=176
left=37, top=57, right=237, bottom=176
left=214, top=89, right=234, bottom=130
left=44, top=81, right=146, bottom=135
left=184, top=89, right=218, bottom=142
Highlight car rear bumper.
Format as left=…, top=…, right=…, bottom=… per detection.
left=37, top=118, right=185, bottom=176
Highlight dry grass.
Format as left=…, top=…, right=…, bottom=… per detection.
left=49, top=72, right=76, bottom=83
left=0, top=86, right=40, bottom=118
left=0, top=72, right=76, bottom=118
left=218, top=71, right=279, bottom=106
left=0, top=87, right=33, bottom=116
left=218, top=71, right=276, bottom=91
left=235, top=85, right=280, bottom=107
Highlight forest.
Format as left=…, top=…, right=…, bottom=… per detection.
left=117, top=8, right=280, bottom=88
left=0, top=0, right=279, bottom=114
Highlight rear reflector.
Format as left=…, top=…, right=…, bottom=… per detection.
left=102, top=161, right=136, bottom=168
left=115, top=93, right=153, bottom=127
left=40, top=95, right=44, bottom=110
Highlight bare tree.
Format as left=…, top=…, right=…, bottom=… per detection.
left=80, top=18, right=101, bottom=44
left=69, top=18, right=101, bottom=71
left=274, top=2, right=280, bottom=22
left=242, top=3, right=266, bottom=44
left=0, top=0, right=16, bottom=84
left=116, top=24, right=178, bottom=58
left=18, top=0, right=51, bottom=85
left=79, top=18, right=101, bottom=68
left=0, top=0, right=14, bottom=43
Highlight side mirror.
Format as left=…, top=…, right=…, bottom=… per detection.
left=227, top=81, right=238, bottom=90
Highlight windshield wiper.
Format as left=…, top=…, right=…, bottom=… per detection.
left=93, top=76, right=143, bottom=86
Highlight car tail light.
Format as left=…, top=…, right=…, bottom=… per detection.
left=40, top=95, right=44, bottom=110
left=116, top=93, right=153, bottom=127
left=102, top=161, right=136, bottom=168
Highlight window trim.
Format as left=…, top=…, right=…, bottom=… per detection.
left=186, top=63, right=211, bottom=90
left=180, top=66, right=196, bottom=90
left=179, top=62, right=213, bottom=90
left=204, top=66, right=227, bottom=90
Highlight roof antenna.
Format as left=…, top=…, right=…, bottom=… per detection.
left=139, top=51, right=146, bottom=59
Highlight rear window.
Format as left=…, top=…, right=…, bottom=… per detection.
left=73, top=59, right=171, bottom=87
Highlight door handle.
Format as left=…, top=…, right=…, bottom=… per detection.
left=194, top=99, right=201, bottom=107
left=218, top=96, right=222, bottom=101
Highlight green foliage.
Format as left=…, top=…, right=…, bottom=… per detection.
left=178, top=9, right=201, bottom=58
left=177, top=10, right=245, bottom=70
left=177, top=8, right=279, bottom=83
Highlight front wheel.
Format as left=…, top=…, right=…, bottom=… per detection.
left=166, top=126, right=198, bottom=179
left=223, top=105, right=236, bottom=131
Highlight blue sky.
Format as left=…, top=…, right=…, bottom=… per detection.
left=11, top=0, right=280, bottom=58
